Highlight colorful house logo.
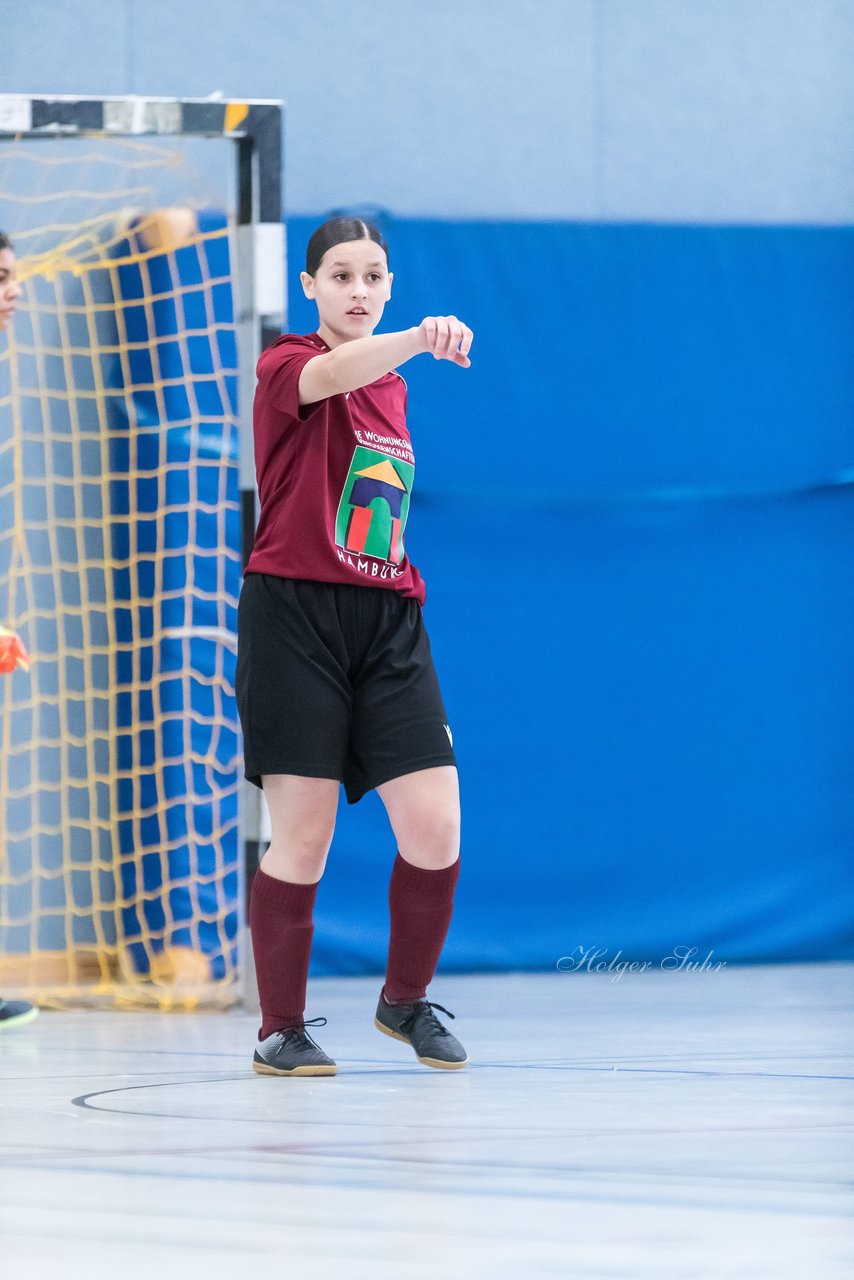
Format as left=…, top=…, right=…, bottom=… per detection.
left=335, top=446, right=414, bottom=565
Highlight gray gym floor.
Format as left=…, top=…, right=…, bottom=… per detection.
left=1, top=965, right=852, bottom=1278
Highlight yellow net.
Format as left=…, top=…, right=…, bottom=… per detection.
left=0, top=138, right=242, bottom=1008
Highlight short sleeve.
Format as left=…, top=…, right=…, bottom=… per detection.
left=256, top=336, right=325, bottom=421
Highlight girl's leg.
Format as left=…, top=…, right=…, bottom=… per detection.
left=376, top=765, right=461, bottom=1003
left=260, top=774, right=340, bottom=883
left=250, top=775, right=338, bottom=1038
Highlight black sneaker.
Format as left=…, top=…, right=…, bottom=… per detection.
left=375, top=993, right=468, bottom=1070
left=0, top=999, right=38, bottom=1031
left=252, top=1017, right=337, bottom=1077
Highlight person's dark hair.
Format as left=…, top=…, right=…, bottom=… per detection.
left=305, top=216, right=388, bottom=277
left=0, top=232, right=13, bottom=252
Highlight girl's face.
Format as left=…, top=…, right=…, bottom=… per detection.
left=300, top=238, right=392, bottom=347
left=0, top=248, right=22, bottom=331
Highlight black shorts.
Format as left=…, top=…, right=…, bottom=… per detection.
left=236, top=574, right=456, bottom=804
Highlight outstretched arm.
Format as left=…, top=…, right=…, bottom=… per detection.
left=298, top=316, right=473, bottom=406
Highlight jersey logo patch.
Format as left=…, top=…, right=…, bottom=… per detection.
left=335, top=446, right=415, bottom=566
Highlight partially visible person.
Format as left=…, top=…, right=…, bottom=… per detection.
left=0, top=231, right=22, bottom=330
left=0, top=231, right=37, bottom=1031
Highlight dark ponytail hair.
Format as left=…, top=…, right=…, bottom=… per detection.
left=0, top=232, right=13, bottom=252
left=305, top=216, right=388, bottom=277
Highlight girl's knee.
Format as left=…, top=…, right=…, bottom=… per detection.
left=261, top=840, right=330, bottom=885
left=397, top=807, right=460, bottom=867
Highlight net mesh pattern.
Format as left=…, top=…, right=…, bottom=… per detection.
left=0, top=139, right=242, bottom=1008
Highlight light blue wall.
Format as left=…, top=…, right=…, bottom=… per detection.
left=3, top=0, right=852, bottom=222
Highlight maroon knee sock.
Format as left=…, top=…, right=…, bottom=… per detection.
left=249, top=866, right=318, bottom=1039
left=384, top=853, right=460, bottom=1004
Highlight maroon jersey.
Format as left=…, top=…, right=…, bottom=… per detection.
left=245, top=332, right=426, bottom=604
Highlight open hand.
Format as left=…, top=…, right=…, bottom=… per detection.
left=418, top=316, right=473, bottom=367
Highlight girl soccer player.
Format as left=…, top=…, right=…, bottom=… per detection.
left=236, top=216, right=473, bottom=1076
